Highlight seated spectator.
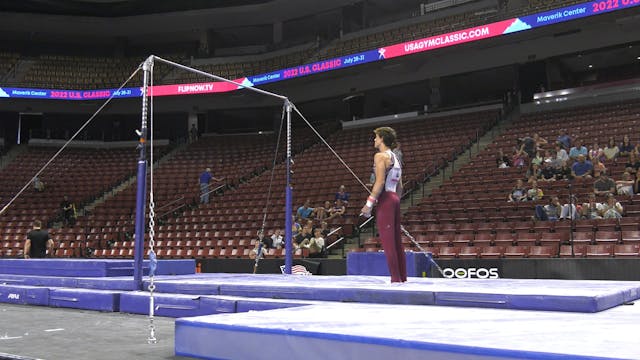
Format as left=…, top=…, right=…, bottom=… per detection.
left=526, top=180, right=543, bottom=202
left=507, top=179, right=527, bottom=202
left=603, top=137, right=619, bottom=162
left=291, top=215, right=301, bottom=238
left=296, top=199, right=314, bottom=220
left=556, top=129, right=571, bottom=150
left=530, top=150, right=544, bottom=167
left=571, top=155, right=593, bottom=178
left=270, top=229, right=284, bottom=249
left=33, top=176, right=45, bottom=192
left=512, top=148, right=527, bottom=168
left=588, top=140, right=604, bottom=163
left=581, top=193, right=602, bottom=219
left=294, top=224, right=313, bottom=249
left=526, top=163, right=542, bottom=180
left=496, top=149, right=511, bottom=168
left=592, top=157, right=607, bottom=174
left=616, top=172, right=634, bottom=196
left=624, top=152, right=640, bottom=174
left=313, top=201, right=331, bottom=222
left=534, top=196, right=562, bottom=221
left=539, top=160, right=557, bottom=182
left=598, top=194, right=624, bottom=219
left=335, top=185, right=350, bottom=204
left=593, top=171, right=616, bottom=195
left=554, top=143, right=569, bottom=167
left=257, top=230, right=273, bottom=249
left=304, top=228, right=326, bottom=258
left=319, top=221, right=330, bottom=237
left=619, top=135, right=635, bottom=156
left=635, top=172, right=640, bottom=194
left=328, top=199, right=346, bottom=220
left=555, top=162, right=573, bottom=181
left=569, top=139, right=588, bottom=160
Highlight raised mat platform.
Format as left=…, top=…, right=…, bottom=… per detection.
left=0, top=258, right=195, bottom=277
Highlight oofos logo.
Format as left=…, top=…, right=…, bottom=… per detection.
left=442, top=267, right=499, bottom=279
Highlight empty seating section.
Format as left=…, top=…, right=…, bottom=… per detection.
left=170, top=46, right=317, bottom=84
left=0, top=52, right=19, bottom=78
left=21, top=54, right=182, bottom=89
left=78, top=128, right=324, bottom=259
left=403, top=99, right=640, bottom=259
left=0, top=146, right=143, bottom=257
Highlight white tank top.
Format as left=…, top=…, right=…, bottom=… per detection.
left=384, top=149, right=402, bottom=193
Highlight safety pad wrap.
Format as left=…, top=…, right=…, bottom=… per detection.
left=48, top=288, right=121, bottom=312
left=0, top=284, right=49, bottom=306
left=119, top=291, right=236, bottom=318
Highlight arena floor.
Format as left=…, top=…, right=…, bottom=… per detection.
left=0, top=303, right=190, bottom=360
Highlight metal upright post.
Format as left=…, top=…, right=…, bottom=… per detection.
left=284, top=100, right=293, bottom=275
left=133, top=57, right=152, bottom=290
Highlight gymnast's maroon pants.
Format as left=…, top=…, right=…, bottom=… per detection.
left=376, top=191, right=407, bottom=283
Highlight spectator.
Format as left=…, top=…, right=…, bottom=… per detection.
left=270, top=229, right=284, bottom=249
left=512, top=148, right=527, bottom=168
left=525, top=163, right=542, bottom=180
left=616, top=172, right=634, bottom=196
left=335, top=185, right=350, bottom=204
left=539, top=159, right=557, bottom=182
left=555, top=162, right=573, bottom=181
left=60, top=195, right=76, bottom=226
left=507, top=179, right=527, bottom=202
left=581, top=193, right=602, bottom=219
left=328, top=199, right=346, bottom=220
left=199, top=168, right=223, bottom=204
left=592, top=157, right=607, bottom=174
left=530, top=150, right=544, bottom=167
left=571, top=154, right=593, bottom=178
left=534, top=196, right=562, bottom=221
left=619, top=135, right=635, bottom=156
left=557, top=129, right=571, bottom=150
left=526, top=180, right=543, bottom=201
left=33, top=176, right=45, bottom=192
left=533, top=133, right=548, bottom=151
left=635, top=171, right=640, bottom=194
left=518, top=136, right=536, bottom=158
left=296, top=199, right=314, bottom=220
left=291, top=214, right=301, bottom=238
left=624, top=152, right=640, bottom=174
left=294, top=224, right=313, bottom=249
left=257, top=230, right=273, bottom=249
left=305, top=228, right=326, bottom=258
left=189, top=124, right=198, bottom=143
left=314, top=201, right=331, bottom=221
left=24, top=220, right=53, bottom=259
left=588, top=140, right=604, bottom=163
left=603, top=137, right=619, bottom=162
left=593, top=171, right=616, bottom=195
left=496, top=149, right=511, bottom=168
left=599, top=194, right=624, bottom=219
left=569, top=139, right=588, bottom=160
left=554, top=143, right=569, bottom=167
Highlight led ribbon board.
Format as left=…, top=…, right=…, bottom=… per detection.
left=1, top=0, right=638, bottom=100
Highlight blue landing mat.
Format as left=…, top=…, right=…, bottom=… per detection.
left=175, top=302, right=640, bottom=360
left=0, top=259, right=195, bottom=277
left=146, top=274, right=640, bottom=313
